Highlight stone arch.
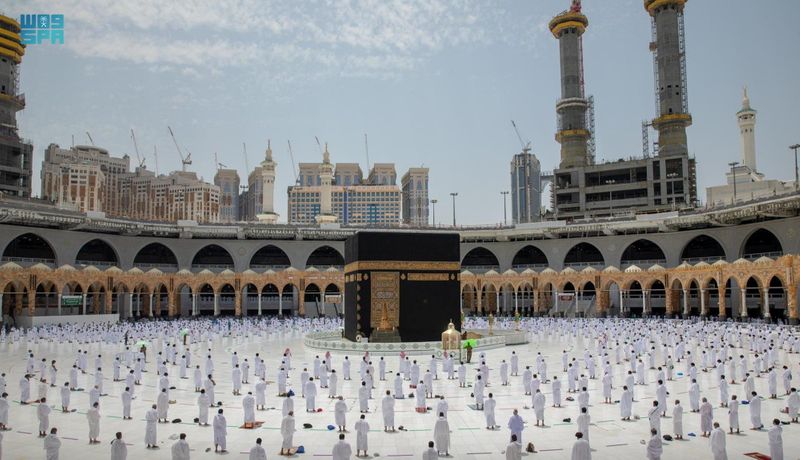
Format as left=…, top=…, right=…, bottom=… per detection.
left=564, top=242, right=604, bottom=267
left=192, top=245, right=234, bottom=271
left=218, top=283, right=236, bottom=316
left=461, top=283, right=478, bottom=313
left=111, top=282, right=129, bottom=317
left=305, top=246, right=344, bottom=269
left=34, top=281, right=58, bottom=316
left=324, top=283, right=342, bottom=316
left=250, top=245, right=291, bottom=270
left=499, top=282, right=515, bottom=315
left=517, top=282, right=534, bottom=314
left=461, top=247, right=500, bottom=271
left=649, top=280, right=666, bottom=316
left=242, top=283, right=259, bottom=315
left=539, top=282, right=555, bottom=314
left=741, top=228, right=783, bottom=259
left=133, top=243, right=178, bottom=270
left=175, top=283, right=193, bottom=317
left=744, top=276, right=763, bottom=318
left=669, top=278, right=683, bottom=316
left=2, top=232, right=57, bottom=266
left=620, top=239, right=667, bottom=266
left=281, top=283, right=298, bottom=315
left=767, top=276, right=786, bottom=320
left=626, top=280, right=644, bottom=317
left=511, top=245, right=548, bottom=269
left=196, top=283, right=215, bottom=316
left=75, top=239, right=119, bottom=267
left=680, top=235, right=725, bottom=262
left=481, top=284, right=498, bottom=314
left=304, top=283, right=322, bottom=316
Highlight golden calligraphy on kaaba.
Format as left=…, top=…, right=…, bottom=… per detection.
left=370, top=271, right=399, bottom=329
left=407, top=273, right=451, bottom=281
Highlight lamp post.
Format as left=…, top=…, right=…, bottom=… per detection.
left=791, top=144, right=800, bottom=191
left=450, top=192, right=458, bottom=227
left=728, top=161, right=739, bottom=204
left=430, top=199, right=438, bottom=227
left=500, top=191, right=509, bottom=225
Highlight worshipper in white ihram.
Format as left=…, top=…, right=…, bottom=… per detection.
left=335, top=396, right=347, bottom=432
left=645, top=427, right=662, bottom=460
left=700, top=397, right=713, bottom=436
left=214, top=408, right=227, bottom=453
left=37, top=397, right=51, bottom=436
left=382, top=390, right=395, bottom=431
left=508, top=408, right=525, bottom=443
left=710, top=422, right=727, bottom=460
left=570, top=431, right=591, bottom=460
left=434, top=412, right=450, bottom=456
left=249, top=438, right=267, bottom=460
left=110, top=432, right=127, bottom=460
left=145, top=404, right=158, bottom=448
left=673, top=399, right=684, bottom=439
left=485, top=392, right=497, bottom=429
left=171, top=433, right=190, bottom=460
left=243, top=391, right=255, bottom=426
left=768, top=418, right=783, bottom=460
left=44, top=427, right=61, bottom=460
left=506, top=434, right=522, bottom=460
left=355, top=413, right=369, bottom=457
left=332, top=433, right=353, bottom=460
left=87, top=401, right=100, bottom=443
left=280, top=411, right=295, bottom=456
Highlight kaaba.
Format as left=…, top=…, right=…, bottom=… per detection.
left=344, top=232, right=461, bottom=342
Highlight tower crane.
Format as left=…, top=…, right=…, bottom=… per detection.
left=511, top=120, right=532, bottom=154
left=85, top=131, right=95, bottom=146
left=167, top=126, right=192, bottom=172
left=287, top=140, right=299, bottom=185
left=130, top=129, right=146, bottom=168
left=214, top=152, right=227, bottom=170
left=242, top=142, right=250, bottom=174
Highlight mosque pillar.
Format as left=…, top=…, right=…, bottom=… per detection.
left=57, top=293, right=62, bottom=316
left=82, top=293, right=87, bottom=315
left=476, top=288, right=482, bottom=314
left=153, top=292, right=160, bottom=317
left=213, top=292, right=219, bottom=316
left=234, top=290, right=242, bottom=316
left=514, top=290, right=519, bottom=314
left=787, top=285, right=798, bottom=324
left=192, top=293, right=197, bottom=316
left=105, top=291, right=113, bottom=314
left=618, top=289, right=624, bottom=315
left=92, top=292, right=100, bottom=314
left=762, top=287, right=770, bottom=319
left=298, top=290, right=305, bottom=317
left=278, top=293, right=283, bottom=316
left=258, top=292, right=262, bottom=316
left=718, top=287, right=726, bottom=319
left=642, top=289, right=648, bottom=315
left=167, top=292, right=176, bottom=317
left=495, top=290, right=500, bottom=314
left=128, top=293, right=133, bottom=318
left=700, top=288, right=707, bottom=316
left=532, top=289, right=539, bottom=315
left=740, top=288, right=748, bottom=319
left=682, top=289, right=689, bottom=317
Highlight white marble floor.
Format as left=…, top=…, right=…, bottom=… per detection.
left=1, top=323, right=797, bottom=459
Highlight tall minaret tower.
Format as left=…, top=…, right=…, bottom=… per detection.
left=315, top=143, right=337, bottom=224
left=645, top=0, right=691, bottom=157
left=549, top=0, right=591, bottom=169
left=737, top=87, right=757, bottom=172
left=257, top=140, right=279, bottom=223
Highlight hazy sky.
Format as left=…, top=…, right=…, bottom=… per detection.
left=7, top=0, right=800, bottom=224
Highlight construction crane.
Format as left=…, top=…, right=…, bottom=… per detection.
left=85, top=131, right=95, bottom=146
left=214, top=152, right=227, bottom=170
left=153, top=145, right=159, bottom=176
left=511, top=120, right=532, bottom=154
left=287, top=140, right=299, bottom=185
left=364, top=133, right=371, bottom=172
left=167, top=126, right=192, bottom=172
left=130, top=129, right=146, bottom=168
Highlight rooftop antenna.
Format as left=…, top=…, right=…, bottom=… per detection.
left=130, top=128, right=146, bottom=168
left=85, top=131, right=95, bottom=147
left=287, top=140, right=299, bottom=185
left=167, top=126, right=192, bottom=172
left=71, top=134, right=74, bottom=148
left=511, top=120, right=532, bottom=154
left=364, top=133, right=371, bottom=172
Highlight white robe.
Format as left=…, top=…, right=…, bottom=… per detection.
left=505, top=441, right=522, bottom=460
left=198, top=393, right=210, bottom=424
left=422, top=447, right=437, bottom=460
left=248, top=444, right=267, bottom=460
left=577, top=413, right=590, bottom=443
left=355, top=419, right=369, bottom=451
left=508, top=414, right=524, bottom=443
left=37, top=402, right=51, bottom=433
left=44, top=433, right=61, bottom=460
left=533, top=392, right=545, bottom=421
left=157, top=392, right=169, bottom=419
left=213, top=414, right=227, bottom=449
left=243, top=394, right=255, bottom=423
left=122, top=390, right=132, bottom=418
left=434, top=417, right=450, bottom=453
left=570, top=438, right=591, bottom=460
left=305, top=381, right=317, bottom=412
left=710, top=427, right=727, bottom=460
left=621, top=389, right=633, bottom=418
left=171, top=439, right=190, bottom=460
left=484, top=397, right=497, bottom=427
left=110, top=438, right=127, bottom=460
left=768, top=424, right=783, bottom=460
left=749, top=396, right=762, bottom=428
left=281, top=415, right=295, bottom=449
left=382, top=395, right=395, bottom=427
left=87, top=407, right=100, bottom=438
left=332, top=440, right=352, bottom=460
left=335, top=400, right=347, bottom=427
left=700, top=403, right=713, bottom=432
left=673, top=404, right=683, bottom=436
left=145, top=409, right=158, bottom=445
left=646, top=435, right=663, bottom=460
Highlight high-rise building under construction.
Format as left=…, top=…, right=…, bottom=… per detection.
left=549, top=0, right=696, bottom=220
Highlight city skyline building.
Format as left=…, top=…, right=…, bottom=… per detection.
left=0, top=15, right=33, bottom=198
left=401, top=167, right=429, bottom=226
left=213, top=167, right=240, bottom=222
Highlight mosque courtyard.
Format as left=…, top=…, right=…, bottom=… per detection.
left=0, top=316, right=797, bottom=459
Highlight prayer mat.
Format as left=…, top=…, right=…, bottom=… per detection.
left=239, top=421, right=264, bottom=429
left=743, top=453, right=770, bottom=460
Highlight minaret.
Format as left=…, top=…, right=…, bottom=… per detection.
left=315, top=143, right=337, bottom=224
left=257, top=140, right=279, bottom=223
left=645, top=0, right=692, bottom=157
left=737, top=87, right=757, bottom=172
left=549, top=0, right=591, bottom=169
